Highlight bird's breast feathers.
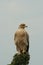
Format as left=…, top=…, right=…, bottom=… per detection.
left=16, top=29, right=26, bottom=38
left=14, top=29, right=27, bottom=42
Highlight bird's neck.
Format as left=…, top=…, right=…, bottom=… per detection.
left=18, top=27, right=25, bottom=29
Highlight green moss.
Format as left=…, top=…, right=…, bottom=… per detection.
left=8, top=53, right=30, bottom=65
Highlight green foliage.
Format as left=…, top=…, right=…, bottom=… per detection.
left=8, top=53, right=30, bottom=65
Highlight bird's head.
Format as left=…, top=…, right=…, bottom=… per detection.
left=19, top=23, right=28, bottom=29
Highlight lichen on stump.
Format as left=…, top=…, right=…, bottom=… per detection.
left=8, top=53, right=30, bottom=65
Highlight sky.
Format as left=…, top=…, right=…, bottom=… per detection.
left=0, top=0, right=43, bottom=65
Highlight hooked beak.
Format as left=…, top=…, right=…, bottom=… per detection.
left=25, top=26, right=28, bottom=27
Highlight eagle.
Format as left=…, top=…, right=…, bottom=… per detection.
left=14, top=23, right=29, bottom=54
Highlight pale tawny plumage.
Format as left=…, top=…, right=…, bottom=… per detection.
left=14, top=23, right=29, bottom=54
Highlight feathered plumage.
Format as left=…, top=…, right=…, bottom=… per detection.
left=14, top=24, right=29, bottom=54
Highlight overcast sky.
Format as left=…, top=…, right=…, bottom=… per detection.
left=0, top=0, right=43, bottom=65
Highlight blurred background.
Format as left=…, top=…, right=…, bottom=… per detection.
left=0, top=0, right=43, bottom=65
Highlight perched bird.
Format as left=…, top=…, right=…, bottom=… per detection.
left=14, top=23, right=29, bottom=54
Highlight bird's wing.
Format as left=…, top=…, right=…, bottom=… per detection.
left=26, top=32, right=29, bottom=44
left=26, top=32, right=29, bottom=52
left=14, top=32, right=17, bottom=41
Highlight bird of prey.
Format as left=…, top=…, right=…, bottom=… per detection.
left=14, top=23, right=29, bottom=54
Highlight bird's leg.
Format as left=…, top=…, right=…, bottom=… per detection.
left=22, top=50, right=26, bottom=53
